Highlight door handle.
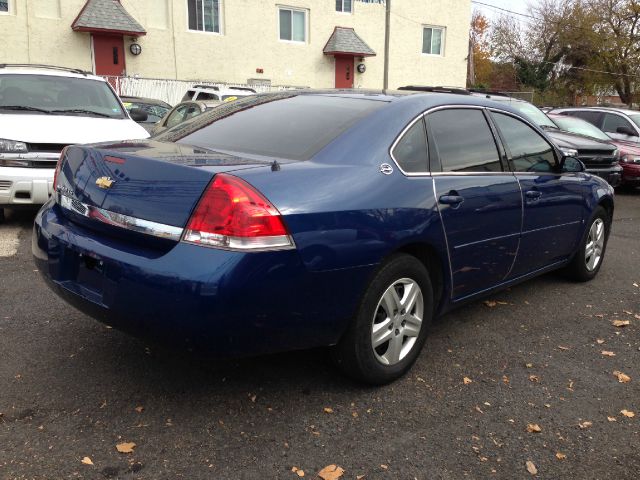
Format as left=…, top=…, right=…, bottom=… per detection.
left=525, top=190, right=542, bottom=200
left=439, top=194, right=464, bottom=206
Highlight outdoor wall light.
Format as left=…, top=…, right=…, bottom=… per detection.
left=130, top=43, right=142, bottom=56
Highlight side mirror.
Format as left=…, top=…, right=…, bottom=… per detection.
left=129, top=108, right=148, bottom=122
left=616, top=126, right=637, bottom=136
left=560, top=154, right=585, bottom=173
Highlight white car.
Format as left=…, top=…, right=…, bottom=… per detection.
left=181, top=84, right=256, bottom=102
left=0, top=65, right=149, bottom=221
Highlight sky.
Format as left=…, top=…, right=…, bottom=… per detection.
left=471, top=0, right=532, bottom=21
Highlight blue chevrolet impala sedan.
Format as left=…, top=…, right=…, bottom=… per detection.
left=33, top=90, right=614, bottom=384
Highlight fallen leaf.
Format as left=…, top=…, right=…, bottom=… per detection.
left=81, top=456, right=93, bottom=465
left=623, top=310, right=633, bottom=315
left=527, top=423, right=542, bottom=433
left=529, top=375, right=540, bottom=382
left=525, top=363, right=533, bottom=368
left=595, top=314, right=605, bottom=318
left=318, top=464, right=345, bottom=480
left=484, top=301, right=497, bottom=308
left=323, top=407, right=334, bottom=414
left=463, top=377, right=473, bottom=384
left=612, top=319, right=630, bottom=327
left=249, top=394, right=257, bottom=403
left=115, top=442, right=136, bottom=454
left=291, top=466, right=305, bottom=477
left=558, top=346, right=570, bottom=351
left=601, top=351, right=616, bottom=357
left=379, top=465, right=388, bottom=470
left=496, top=301, right=508, bottom=305
left=634, top=282, right=639, bottom=287
left=134, top=406, right=144, bottom=413
left=578, top=421, right=592, bottom=429
left=555, top=452, right=566, bottom=460
left=502, top=375, right=510, bottom=384
left=608, top=416, right=617, bottom=422
left=613, top=371, right=631, bottom=383
left=621, top=409, right=635, bottom=418
left=526, top=460, right=537, bottom=475
left=475, top=406, right=484, bottom=414
left=596, top=339, right=605, bottom=344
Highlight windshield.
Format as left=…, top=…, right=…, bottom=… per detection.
left=551, top=115, right=611, bottom=141
left=509, top=102, right=557, bottom=128
left=0, top=74, right=126, bottom=118
left=157, top=93, right=387, bottom=161
left=122, top=101, right=170, bottom=123
left=628, top=113, right=640, bottom=128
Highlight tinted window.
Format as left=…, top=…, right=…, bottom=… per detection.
left=492, top=112, right=556, bottom=173
left=160, top=94, right=386, bottom=161
left=392, top=118, right=428, bottom=173
left=602, top=113, right=634, bottom=134
left=428, top=109, right=502, bottom=172
left=197, top=92, right=219, bottom=101
left=166, top=105, right=189, bottom=128
left=567, top=110, right=601, bottom=125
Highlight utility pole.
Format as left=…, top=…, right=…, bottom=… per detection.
left=383, top=0, right=391, bottom=90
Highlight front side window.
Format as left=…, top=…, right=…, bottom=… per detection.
left=602, top=113, right=635, bottom=135
left=492, top=112, right=557, bottom=173
left=0, top=1, right=9, bottom=13
left=336, top=0, right=352, bottom=13
left=428, top=109, right=502, bottom=172
left=392, top=118, right=428, bottom=173
left=422, top=26, right=444, bottom=55
left=188, top=0, right=220, bottom=33
left=279, top=7, right=306, bottom=42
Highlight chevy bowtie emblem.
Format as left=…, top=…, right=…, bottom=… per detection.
left=95, top=176, right=115, bottom=189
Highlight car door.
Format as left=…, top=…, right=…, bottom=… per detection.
left=427, top=107, right=522, bottom=300
left=601, top=112, right=640, bottom=142
left=489, top=110, right=587, bottom=276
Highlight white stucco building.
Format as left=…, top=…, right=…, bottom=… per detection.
left=0, top=0, right=471, bottom=89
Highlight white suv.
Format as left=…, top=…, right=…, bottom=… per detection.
left=182, top=85, right=257, bottom=102
left=0, top=64, right=149, bottom=221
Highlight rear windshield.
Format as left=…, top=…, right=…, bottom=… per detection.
left=155, top=93, right=386, bottom=160
left=551, top=115, right=611, bottom=141
left=0, top=74, right=126, bottom=118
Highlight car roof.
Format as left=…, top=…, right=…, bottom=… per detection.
left=0, top=64, right=104, bottom=81
left=120, top=96, right=172, bottom=108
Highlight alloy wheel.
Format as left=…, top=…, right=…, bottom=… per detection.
left=585, top=218, right=605, bottom=272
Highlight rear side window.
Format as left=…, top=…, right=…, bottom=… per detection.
left=491, top=112, right=556, bottom=173
left=182, top=90, right=195, bottom=101
left=197, top=92, right=220, bottom=101
left=164, top=94, right=386, bottom=161
left=392, top=118, right=428, bottom=173
left=427, top=109, right=502, bottom=172
left=567, top=110, right=601, bottom=126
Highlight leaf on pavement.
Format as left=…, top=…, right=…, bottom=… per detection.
left=607, top=416, right=617, bottom=422
left=526, top=460, right=537, bottom=475
left=596, top=339, right=605, bottom=344
left=578, top=421, right=592, bottom=429
left=463, top=377, right=473, bottom=384
left=621, top=409, right=635, bottom=418
left=115, top=442, right=136, bottom=454
left=558, top=346, right=570, bottom=351
left=291, top=466, right=305, bottom=477
left=323, top=407, right=334, bottom=414
left=613, top=371, right=631, bottom=383
left=601, top=351, right=616, bottom=357
left=81, top=456, right=94, bottom=465
left=555, top=453, right=566, bottom=460
left=134, top=406, right=144, bottom=413
left=527, top=423, right=542, bottom=433
left=502, top=375, right=510, bottom=384
left=484, top=301, right=497, bottom=308
left=529, top=375, right=540, bottom=382
left=318, top=464, right=345, bottom=480
left=612, top=319, right=630, bottom=327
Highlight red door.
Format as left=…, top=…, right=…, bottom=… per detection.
left=93, top=34, right=126, bottom=77
left=335, top=56, right=354, bottom=88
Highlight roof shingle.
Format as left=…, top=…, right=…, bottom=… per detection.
left=72, top=0, right=146, bottom=35
left=323, top=27, right=376, bottom=57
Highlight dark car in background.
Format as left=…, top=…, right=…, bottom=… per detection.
left=120, top=95, right=172, bottom=133
left=151, top=100, right=221, bottom=135
left=34, top=90, right=614, bottom=384
left=551, top=107, right=640, bottom=187
left=549, top=113, right=640, bottom=188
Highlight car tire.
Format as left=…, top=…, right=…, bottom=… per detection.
left=564, top=206, right=610, bottom=282
left=331, top=253, right=434, bottom=385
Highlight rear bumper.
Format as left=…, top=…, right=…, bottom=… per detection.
left=584, top=165, right=622, bottom=187
left=0, top=166, right=54, bottom=207
left=33, top=201, right=372, bottom=356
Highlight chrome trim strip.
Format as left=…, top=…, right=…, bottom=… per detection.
left=521, top=220, right=582, bottom=236
left=58, top=194, right=183, bottom=241
left=453, top=231, right=521, bottom=250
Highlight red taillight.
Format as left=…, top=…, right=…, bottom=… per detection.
left=183, top=173, right=293, bottom=250
left=53, top=146, right=69, bottom=191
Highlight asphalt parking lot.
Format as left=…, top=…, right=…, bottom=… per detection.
left=1, top=191, right=638, bottom=480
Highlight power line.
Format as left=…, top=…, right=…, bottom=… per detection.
left=470, top=0, right=534, bottom=19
